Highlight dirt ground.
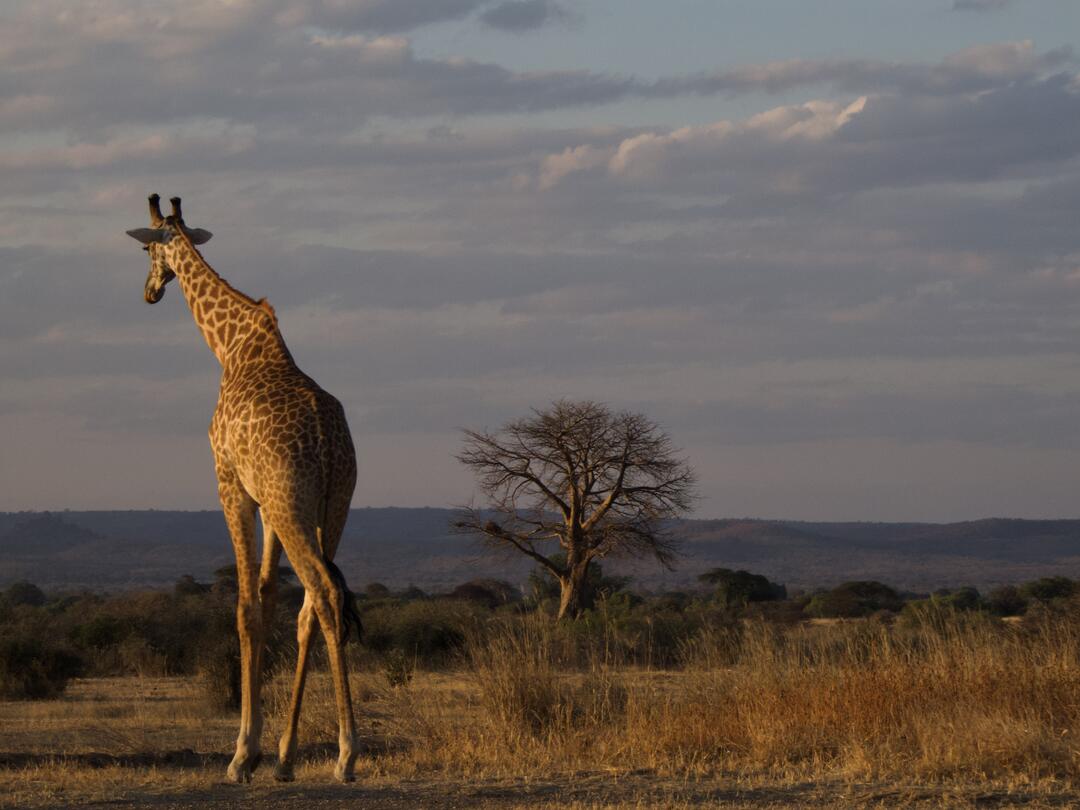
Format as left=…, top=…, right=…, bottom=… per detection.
left=6, top=771, right=1080, bottom=810
left=1, top=677, right=1078, bottom=809
left=9, top=771, right=1080, bottom=810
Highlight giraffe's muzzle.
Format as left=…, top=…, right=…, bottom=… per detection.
left=144, top=283, right=165, bottom=304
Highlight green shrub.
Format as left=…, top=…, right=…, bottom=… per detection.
left=805, top=581, right=902, bottom=618
left=1020, top=576, right=1076, bottom=602
left=0, top=634, right=83, bottom=699
left=390, top=600, right=470, bottom=660
left=902, top=587, right=985, bottom=621
left=941, top=586, right=982, bottom=611
left=987, top=584, right=1027, bottom=616
left=195, top=608, right=242, bottom=713
left=3, top=581, right=47, bottom=608
left=450, top=579, right=520, bottom=609
left=365, top=582, right=391, bottom=599
left=69, top=614, right=129, bottom=650
left=361, top=599, right=480, bottom=662
left=698, top=568, right=786, bottom=608
left=174, top=574, right=210, bottom=596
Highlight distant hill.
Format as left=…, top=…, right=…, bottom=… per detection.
left=1, top=510, right=1079, bottom=594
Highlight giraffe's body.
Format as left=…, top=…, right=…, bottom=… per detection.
left=127, top=196, right=359, bottom=783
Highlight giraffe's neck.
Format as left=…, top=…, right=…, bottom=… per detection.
left=164, top=235, right=293, bottom=368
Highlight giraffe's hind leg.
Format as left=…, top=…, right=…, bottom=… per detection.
left=268, top=508, right=358, bottom=783
left=274, top=489, right=356, bottom=782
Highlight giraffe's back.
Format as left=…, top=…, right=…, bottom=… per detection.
left=211, top=360, right=357, bottom=521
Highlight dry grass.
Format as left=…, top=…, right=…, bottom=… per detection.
left=2, top=609, right=1080, bottom=807
left=372, top=609, right=1080, bottom=785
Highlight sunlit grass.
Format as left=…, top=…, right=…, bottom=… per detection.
left=2, top=610, right=1080, bottom=807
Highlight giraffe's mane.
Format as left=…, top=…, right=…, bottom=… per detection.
left=175, top=226, right=269, bottom=314
left=257, top=298, right=278, bottom=325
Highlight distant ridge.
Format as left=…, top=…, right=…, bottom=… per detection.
left=1, top=509, right=1079, bottom=593
left=1, top=512, right=103, bottom=553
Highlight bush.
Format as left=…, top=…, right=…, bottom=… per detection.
left=365, top=582, right=391, bottom=599
left=195, top=608, right=242, bottom=713
left=1021, top=577, right=1076, bottom=602
left=174, top=574, right=210, bottom=596
left=391, top=599, right=475, bottom=659
left=0, top=634, right=83, bottom=699
left=4, top=581, right=47, bottom=608
left=361, top=598, right=482, bottom=663
left=699, top=568, right=786, bottom=609
left=902, top=587, right=985, bottom=620
left=805, top=581, right=903, bottom=618
left=69, top=614, right=129, bottom=651
left=941, top=586, right=982, bottom=611
left=450, top=579, right=520, bottom=609
left=987, top=585, right=1028, bottom=617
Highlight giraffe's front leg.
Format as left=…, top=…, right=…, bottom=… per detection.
left=217, top=467, right=264, bottom=784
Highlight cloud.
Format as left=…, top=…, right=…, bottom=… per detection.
left=480, top=0, right=572, bottom=32
left=298, top=0, right=492, bottom=33
left=0, top=0, right=1067, bottom=141
left=537, top=144, right=612, bottom=189
left=649, top=40, right=1072, bottom=98
left=533, top=73, right=1080, bottom=199
left=2, top=0, right=1080, bottom=518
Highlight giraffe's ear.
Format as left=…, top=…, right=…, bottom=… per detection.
left=126, top=228, right=168, bottom=244
left=186, top=228, right=213, bottom=245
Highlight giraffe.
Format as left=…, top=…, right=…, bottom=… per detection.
left=126, top=195, right=362, bottom=783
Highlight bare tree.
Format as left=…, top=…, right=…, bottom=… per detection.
left=456, top=400, right=696, bottom=620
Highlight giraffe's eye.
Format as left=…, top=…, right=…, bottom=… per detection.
left=142, top=245, right=150, bottom=252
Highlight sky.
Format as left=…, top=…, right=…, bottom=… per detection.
left=2, top=0, right=1080, bottom=522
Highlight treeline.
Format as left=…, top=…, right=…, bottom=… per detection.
left=1, top=566, right=1077, bottom=702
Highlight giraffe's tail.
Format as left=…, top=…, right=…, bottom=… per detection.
left=325, top=557, right=363, bottom=645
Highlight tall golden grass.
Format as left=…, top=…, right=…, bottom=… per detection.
left=370, top=603, right=1080, bottom=782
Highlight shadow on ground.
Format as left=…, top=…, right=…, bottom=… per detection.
left=19, top=772, right=1080, bottom=809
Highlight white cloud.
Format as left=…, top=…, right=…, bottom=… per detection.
left=537, top=144, right=611, bottom=189
left=603, top=97, right=867, bottom=183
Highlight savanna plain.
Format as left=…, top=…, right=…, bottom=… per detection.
left=3, top=582, right=1080, bottom=809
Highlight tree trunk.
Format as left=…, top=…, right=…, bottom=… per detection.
left=556, top=561, right=592, bottom=621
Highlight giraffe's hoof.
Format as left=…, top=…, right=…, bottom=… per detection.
left=273, top=762, right=295, bottom=782
left=226, top=752, right=260, bottom=784
left=226, top=763, right=252, bottom=784
left=333, top=762, right=356, bottom=783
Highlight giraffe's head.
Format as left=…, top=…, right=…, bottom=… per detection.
left=125, top=195, right=213, bottom=304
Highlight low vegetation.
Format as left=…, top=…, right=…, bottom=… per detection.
left=1, top=571, right=1077, bottom=699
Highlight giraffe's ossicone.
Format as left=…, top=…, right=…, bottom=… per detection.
left=127, top=194, right=361, bottom=783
